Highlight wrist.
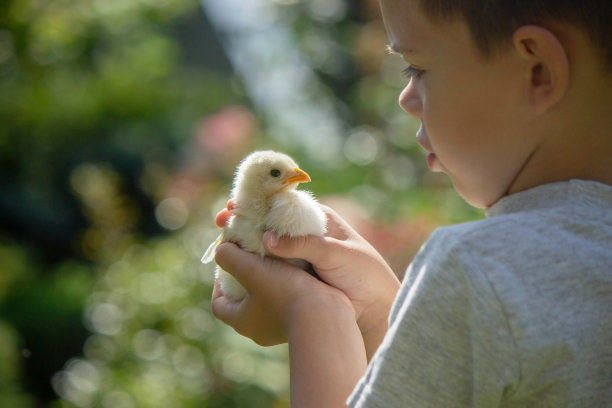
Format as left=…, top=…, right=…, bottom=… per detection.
left=358, top=312, right=389, bottom=361
left=285, top=286, right=367, bottom=408
left=287, top=286, right=355, bottom=331
left=356, top=282, right=399, bottom=360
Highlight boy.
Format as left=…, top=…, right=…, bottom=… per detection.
left=211, top=0, right=612, bottom=406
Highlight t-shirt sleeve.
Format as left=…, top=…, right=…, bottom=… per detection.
left=348, top=229, right=520, bottom=408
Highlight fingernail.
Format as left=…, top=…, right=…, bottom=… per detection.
left=265, top=231, right=278, bottom=247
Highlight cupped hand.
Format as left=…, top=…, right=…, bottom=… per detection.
left=262, top=205, right=400, bottom=357
left=214, top=201, right=400, bottom=357
left=211, top=240, right=352, bottom=346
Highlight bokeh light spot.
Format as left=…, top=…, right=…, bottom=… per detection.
left=90, top=303, right=124, bottom=335
left=155, top=197, right=189, bottom=230
left=344, top=127, right=381, bottom=166
left=222, top=352, right=255, bottom=383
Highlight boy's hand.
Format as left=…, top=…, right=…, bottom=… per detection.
left=211, top=239, right=367, bottom=406
left=264, top=205, right=400, bottom=358
left=214, top=201, right=400, bottom=357
left=211, top=240, right=352, bottom=346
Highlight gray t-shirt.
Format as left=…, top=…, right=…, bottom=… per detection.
left=348, top=180, right=612, bottom=407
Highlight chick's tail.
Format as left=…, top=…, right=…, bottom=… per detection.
left=201, top=232, right=224, bottom=264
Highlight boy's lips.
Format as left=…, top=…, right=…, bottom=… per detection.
left=416, top=125, right=441, bottom=172
left=416, top=125, right=433, bottom=152
left=426, top=152, right=439, bottom=171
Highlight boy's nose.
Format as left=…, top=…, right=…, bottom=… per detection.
left=399, top=83, right=422, bottom=119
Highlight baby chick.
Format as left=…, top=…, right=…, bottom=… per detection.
left=202, top=150, right=327, bottom=299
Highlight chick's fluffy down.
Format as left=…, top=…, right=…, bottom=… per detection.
left=203, top=150, right=328, bottom=300
left=265, top=190, right=327, bottom=237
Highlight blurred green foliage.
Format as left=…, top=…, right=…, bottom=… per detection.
left=0, top=0, right=482, bottom=407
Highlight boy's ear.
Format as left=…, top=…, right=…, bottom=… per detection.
left=512, top=25, right=569, bottom=115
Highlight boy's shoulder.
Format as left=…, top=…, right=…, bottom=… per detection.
left=430, top=179, right=612, bottom=254
left=410, top=179, right=612, bottom=296
left=384, top=180, right=612, bottom=408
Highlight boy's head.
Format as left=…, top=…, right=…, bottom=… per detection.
left=380, top=0, right=612, bottom=209
left=417, top=0, right=612, bottom=71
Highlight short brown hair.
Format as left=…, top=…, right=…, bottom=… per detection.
left=417, top=0, right=612, bottom=69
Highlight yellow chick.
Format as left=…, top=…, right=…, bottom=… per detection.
left=202, top=150, right=327, bottom=299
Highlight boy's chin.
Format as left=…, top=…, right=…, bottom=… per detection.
left=453, top=179, right=505, bottom=209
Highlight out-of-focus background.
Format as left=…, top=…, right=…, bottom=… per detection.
left=0, top=0, right=482, bottom=406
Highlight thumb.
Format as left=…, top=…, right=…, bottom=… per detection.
left=215, top=241, right=304, bottom=289
left=214, top=242, right=262, bottom=289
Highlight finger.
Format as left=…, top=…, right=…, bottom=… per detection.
left=214, top=242, right=263, bottom=289
left=211, top=282, right=242, bottom=326
left=211, top=277, right=224, bottom=302
left=320, top=205, right=360, bottom=241
left=263, top=231, right=351, bottom=270
left=261, top=205, right=359, bottom=263
left=215, top=208, right=233, bottom=228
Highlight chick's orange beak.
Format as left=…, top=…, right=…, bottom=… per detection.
left=284, top=167, right=311, bottom=184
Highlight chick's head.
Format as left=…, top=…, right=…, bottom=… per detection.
left=232, top=151, right=311, bottom=202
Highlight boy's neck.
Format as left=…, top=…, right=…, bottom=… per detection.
left=508, top=73, right=612, bottom=195
left=508, top=21, right=612, bottom=195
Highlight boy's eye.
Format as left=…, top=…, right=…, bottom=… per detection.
left=402, top=65, right=425, bottom=79
left=270, top=169, right=281, bottom=177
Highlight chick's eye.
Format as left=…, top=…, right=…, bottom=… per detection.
left=270, top=169, right=281, bottom=177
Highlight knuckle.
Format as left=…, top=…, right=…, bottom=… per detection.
left=294, top=235, right=310, bottom=251
left=274, top=234, right=306, bottom=257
